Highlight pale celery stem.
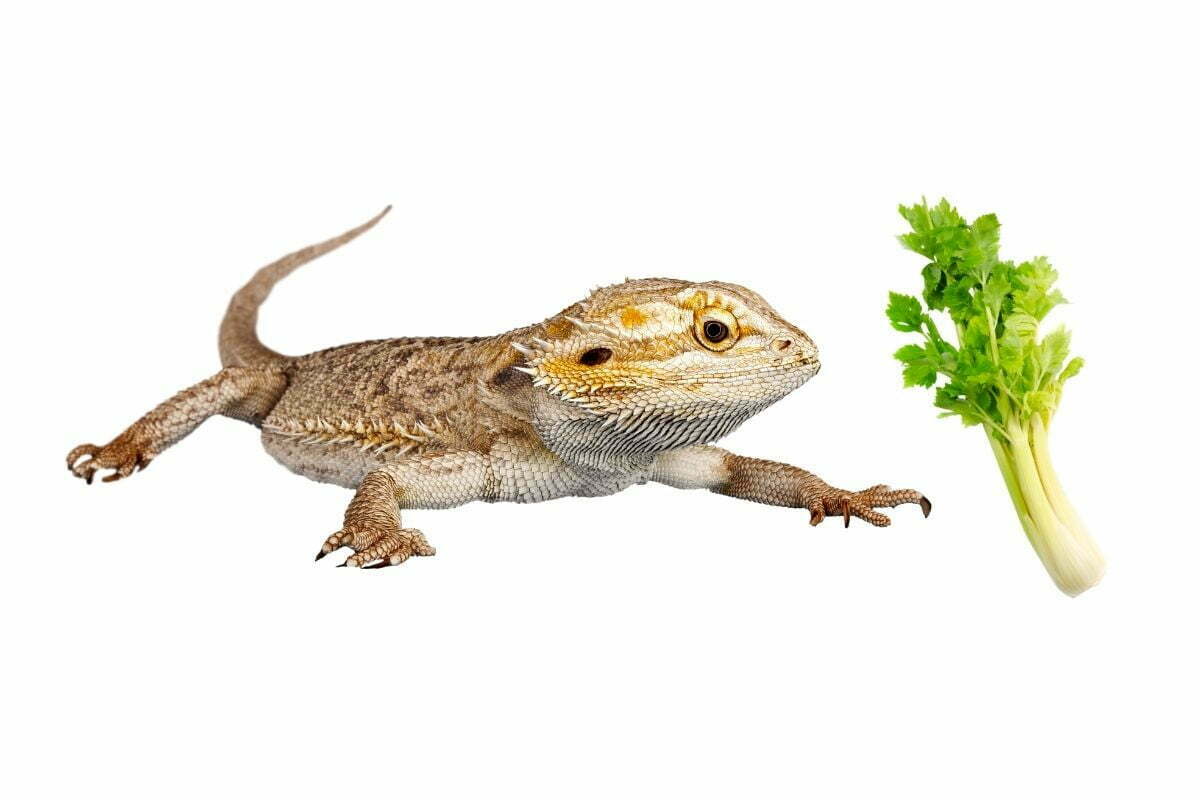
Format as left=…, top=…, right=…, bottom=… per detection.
left=1029, top=413, right=1106, bottom=588
left=1004, top=416, right=1085, bottom=595
left=988, top=432, right=1034, bottom=530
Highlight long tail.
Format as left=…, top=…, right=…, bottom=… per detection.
left=218, top=206, right=392, bottom=368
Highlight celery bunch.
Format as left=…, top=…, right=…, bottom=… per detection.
left=887, top=198, right=1104, bottom=596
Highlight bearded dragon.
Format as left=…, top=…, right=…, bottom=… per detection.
left=67, top=208, right=931, bottom=568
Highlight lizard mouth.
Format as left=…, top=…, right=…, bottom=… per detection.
left=786, top=357, right=821, bottom=389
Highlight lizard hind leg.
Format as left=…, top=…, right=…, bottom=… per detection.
left=316, top=470, right=436, bottom=569
left=66, top=367, right=287, bottom=484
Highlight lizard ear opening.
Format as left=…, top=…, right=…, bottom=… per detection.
left=579, top=347, right=613, bottom=366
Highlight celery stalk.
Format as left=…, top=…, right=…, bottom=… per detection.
left=887, top=198, right=1103, bottom=596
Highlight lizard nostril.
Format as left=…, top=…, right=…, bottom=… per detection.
left=771, top=338, right=792, bottom=353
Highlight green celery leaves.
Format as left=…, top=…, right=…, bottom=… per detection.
left=889, top=198, right=1083, bottom=436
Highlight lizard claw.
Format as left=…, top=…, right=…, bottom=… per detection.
left=317, top=529, right=351, bottom=560
left=319, top=525, right=435, bottom=569
left=67, top=444, right=99, bottom=470
left=810, top=485, right=931, bottom=528
left=67, top=444, right=101, bottom=484
left=66, top=436, right=153, bottom=484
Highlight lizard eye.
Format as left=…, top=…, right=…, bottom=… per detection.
left=694, top=308, right=739, bottom=352
left=579, top=347, right=612, bottom=366
left=703, top=320, right=728, bottom=342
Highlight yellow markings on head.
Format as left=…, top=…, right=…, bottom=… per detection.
left=619, top=306, right=648, bottom=328
left=541, top=317, right=574, bottom=340
left=734, top=321, right=762, bottom=339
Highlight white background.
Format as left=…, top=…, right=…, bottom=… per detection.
left=3, top=2, right=1197, bottom=798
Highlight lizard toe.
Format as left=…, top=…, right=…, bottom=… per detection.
left=316, top=529, right=353, bottom=561
left=326, top=527, right=434, bottom=569
left=849, top=503, right=891, bottom=527
left=67, top=437, right=153, bottom=485
left=67, top=444, right=99, bottom=471
left=813, top=485, right=927, bottom=527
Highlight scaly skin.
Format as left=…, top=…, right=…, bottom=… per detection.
left=67, top=208, right=930, bottom=568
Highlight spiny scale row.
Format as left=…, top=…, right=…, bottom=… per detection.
left=266, top=416, right=446, bottom=455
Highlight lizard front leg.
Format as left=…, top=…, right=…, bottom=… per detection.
left=316, top=471, right=436, bottom=568
left=316, top=450, right=491, bottom=568
left=67, top=367, right=287, bottom=483
left=651, top=446, right=930, bottom=527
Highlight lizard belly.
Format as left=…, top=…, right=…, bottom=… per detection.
left=261, top=428, right=648, bottom=505
left=484, top=437, right=648, bottom=504
left=260, top=431, right=489, bottom=502
left=260, top=430, right=378, bottom=489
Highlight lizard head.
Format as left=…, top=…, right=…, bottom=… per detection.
left=511, top=278, right=820, bottom=460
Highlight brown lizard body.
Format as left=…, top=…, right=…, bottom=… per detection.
left=67, top=208, right=930, bottom=568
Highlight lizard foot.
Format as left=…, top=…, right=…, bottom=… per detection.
left=316, top=524, right=436, bottom=569
left=67, top=433, right=153, bottom=484
left=316, top=470, right=435, bottom=569
left=806, top=485, right=931, bottom=528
